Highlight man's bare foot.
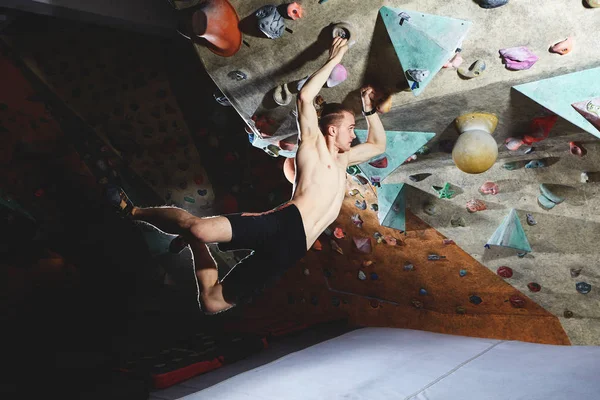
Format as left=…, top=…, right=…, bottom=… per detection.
left=200, top=283, right=236, bottom=315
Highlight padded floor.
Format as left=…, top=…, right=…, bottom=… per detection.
left=179, top=327, right=600, bottom=400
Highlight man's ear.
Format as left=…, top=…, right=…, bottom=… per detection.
left=327, top=125, right=337, bottom=137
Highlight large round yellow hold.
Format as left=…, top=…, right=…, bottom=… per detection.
left=452, top=130, right=498, bottom=173
left=452, top=112, right=499, bottom=174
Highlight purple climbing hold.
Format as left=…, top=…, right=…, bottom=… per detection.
left=499, top=47, right=539, bottom=71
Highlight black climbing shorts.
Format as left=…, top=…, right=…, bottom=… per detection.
left=217, top=203, right=307, bottom=301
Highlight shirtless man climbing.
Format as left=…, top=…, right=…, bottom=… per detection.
left=106, top=36, right=386, bottom=314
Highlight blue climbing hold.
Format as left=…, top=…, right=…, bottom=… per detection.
left=469, top=295, right=482, bottom=305
left=419, top=288, right=428, bottom=296
left=576, top=282, right=592, bottom=294
left=370, top=272, right=379, bottom=280
left=459, top=269, right=467, bottom=277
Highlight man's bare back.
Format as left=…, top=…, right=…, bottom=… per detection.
left=290, top=36, right=387, bottom=250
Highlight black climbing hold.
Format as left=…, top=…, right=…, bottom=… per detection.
left=469, top=295, right=482, bottom=305
left=409, top=173, right=432, bottom=182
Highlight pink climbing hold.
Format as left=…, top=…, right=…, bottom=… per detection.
left=326, top=64, right=348, bottom=88
left=287, top=2, right=304, bottom=20
left=334, top=227, right=346, bottom=239
left=569, top=141, right=586, bottom=157
left=479, top=181, right=499, bottom=195
left=443, top=53, right=464, bottom=69
left=466, top=199, right=487, bottom=213
left=550, top=37, right=573, bottom=55
left=505, top=137, right=524, bottom=151
left=499, top=46, right=539, bottom=71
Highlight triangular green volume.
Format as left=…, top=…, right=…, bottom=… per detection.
left=380, top=7, right=472, bottom=96
left=513, top=67, right=600, bottom=138
left=354, top=130, right=435, bottom=183
left=487, top=209, right=532, bottom=253
left=377, top=183, right=406, bottom=232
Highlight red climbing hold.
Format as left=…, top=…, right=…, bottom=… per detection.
left=497, top=266, right=513, bottom=278
left=368, top=156, right=388, bottom=169
left=509, top=295, right=526, bottom=308
left=527, top=282, right=541, bottom=292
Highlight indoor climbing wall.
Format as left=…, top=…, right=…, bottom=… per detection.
left=2, top=25, right=215, bottom=215
left=186, top=0, right=600, bottom=345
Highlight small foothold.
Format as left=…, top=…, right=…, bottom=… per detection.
left=353, top=236, right=372, bottom=254
left=353, top=175, right=369, bottom=185
left=428, top=254, right=446, bottom=261
left=526, top=214, right=537, bottom=226
left=469, top=295, right=483, bottom=305
left=333, top=227, right=345, bottom=239
left=432, top=183, right=455, bottom=199
left=570, top=268, right=583, bottom=278
left=323, top=268, right=332, bottom=278
left=370, top=299, right=379, bottom=308
left=303, top=268, right=310, bottom=276
left=443, top=239, right=455, bottom=245
left=419, top=288, right=428, bottom=296
left=351, top=214, right=364, bottom=228
left=451, top=216, right=466, bottom=227
left=358, top=270, right=367, bottom=281
left=517, top=252, right=527, bottom=258
left=330, top=240, right=343, bottom=255
left=227, top=70, right=247, bottom=81
left=477, top=0, right=509, bottom=8
left=383, top=235, right=398, bottom=246
left=527, top=282, right=541, bottom=292
left=362, top=260, right=374, bottom=267
left=576, top=282, right=591, bottom=294
left=326, top=64, right=348, bottom=88
left=370, top=272, right=379, bottom=280
left=273, top=83, right=292, bottom=106
left=563, top=310, right=574, bottom=319
left=403, top=263, right=414, bottom=271
left=370, top=203, right=378, bottom=211
left=444, top=53, right=464, bottom=69
left=509, top=295, right=526, bottom=308
left=409, top=173, right=432, bottom=182
left=286, top=2, right=304, bottom=20
left=524, top=147, right=535, bottom=154
left=312, top=239, right=322, bottom=251
left=503, top=162, right=519, bottom=170
left=348, top=188, right=361, bottom=197
left=479, top=181, right=499, bottom=195
left=456, top=306, right=466, bottom=314
left=459, top=269, right=468, bottom=277
left=398, top=12, right=411, bottom=25
left=355, top=200, right=367, bottom=210
left=525, top=159, right=546, bottom=169
left=499, top=46, right=539, bottom=71
left=497, top=266, right=513, bottom=278
left=569, top=141, right=586, bottom=157
left=406, top=69, right=430, bottom=83
left=423, top=203, right=437, bottom=216
left=466, top=199, right=487, bottom=213
left=550, top=37, right=573, bottom=56
left=331, top=297, right=340, bottom=307
left=581, top=172, right=589, bottom=183
left=411, top=299, right=423, bottom=309
left=368, top=156, right=388, bottom=169
left=457, top=60, right=486, bottom=79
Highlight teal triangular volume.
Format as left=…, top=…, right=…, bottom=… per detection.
left=513, top=67, right=600, bottom=138
left=378, top=183, right=406, bottom=232
left=354, top=130, right=436, bottom=183
left=380, top=7, right=472, bottom=96
left=486, top=209, right=532, bottom=253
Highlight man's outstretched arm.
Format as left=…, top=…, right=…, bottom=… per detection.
left=296, top=37, right=348, bottom=142
left=347, top=86, right=386, bottom=165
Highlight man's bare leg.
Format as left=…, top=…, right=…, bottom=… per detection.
left=131, top=206, right=236, bottom=314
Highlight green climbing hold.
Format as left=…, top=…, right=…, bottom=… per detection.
left=346, top=165, right=360, bottom=175
left=184, top=196, right=195, bottom=203
left=432, top=183, right=455, bottom=199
